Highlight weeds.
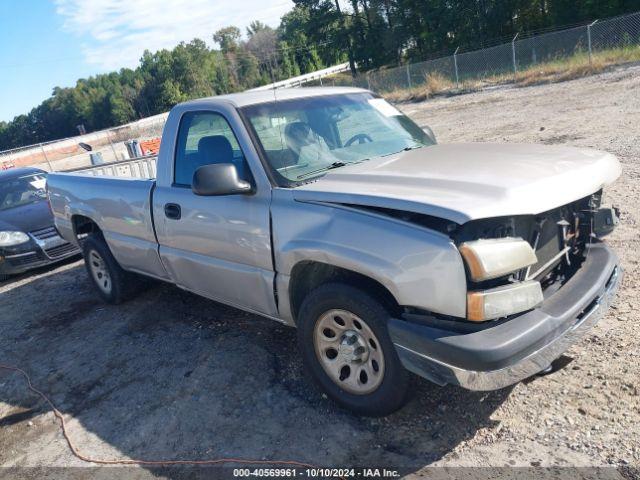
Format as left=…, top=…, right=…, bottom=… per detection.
left=355, top=46, right=640, bottom=102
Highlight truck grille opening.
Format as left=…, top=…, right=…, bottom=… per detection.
left=454, top=192, right=600, bottom=291
left=524, top=209, right=572, bottom=281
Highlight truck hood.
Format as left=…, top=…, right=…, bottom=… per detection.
left=292, top=143, right=622, bottom=224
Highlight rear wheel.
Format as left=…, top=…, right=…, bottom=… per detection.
left=297, top=283, right=409, bottom=416
left=82, top=234, right=142, bottom=304
left=88, top=249, right=112, bottom=295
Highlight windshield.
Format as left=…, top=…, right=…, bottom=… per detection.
left=241, top=93, right=435, bottom=186
left=0, top=173, right=48, bottom=211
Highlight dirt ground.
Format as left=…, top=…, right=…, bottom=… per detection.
left=1, top=64, right=639, bottom=478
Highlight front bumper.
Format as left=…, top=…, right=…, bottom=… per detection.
left=0, top=235, right=80, bottom=276
left=389, top=242, right=622, bottom=391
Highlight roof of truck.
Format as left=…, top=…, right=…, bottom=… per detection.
left=179, top=86, right=370, bottom=109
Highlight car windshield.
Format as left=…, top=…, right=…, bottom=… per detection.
left=0, top=173, right=48, bottom=211
left=241, top=93, right=435, bottom=186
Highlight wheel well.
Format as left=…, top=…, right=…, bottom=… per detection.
left=288, top=261, right=401, bottom=323
left=72, top=215, right=101, bottom=241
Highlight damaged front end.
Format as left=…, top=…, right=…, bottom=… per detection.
left=453, top=190, right=619, bottom=301
left=345, top=191, right=619, bottom=323
left=387, top=191, right=622, bottom=390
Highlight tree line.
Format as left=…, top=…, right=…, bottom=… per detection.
left=1, top=0, right=638, bottom=150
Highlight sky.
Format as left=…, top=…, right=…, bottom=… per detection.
left=0, top=0, right=293, bottom=122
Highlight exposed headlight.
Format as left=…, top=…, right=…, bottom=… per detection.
left=459, top=237, right=537, bottom=282
left=0, top=231, right=30, bottom=247
left=467, top=280, right=543, bottom=321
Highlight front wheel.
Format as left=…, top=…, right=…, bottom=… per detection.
left=297, top=283, right=409, bottom=416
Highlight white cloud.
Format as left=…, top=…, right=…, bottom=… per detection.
left=55, top=0, right=293, bottom=70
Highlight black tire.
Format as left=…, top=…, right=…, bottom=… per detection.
left=82, top=233, right=141, bottom=304
left=297, top=283, right=410, bottom=416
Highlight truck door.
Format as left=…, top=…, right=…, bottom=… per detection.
left=152, top=109, right=277, bottom=317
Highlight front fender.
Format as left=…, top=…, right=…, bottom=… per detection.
left=272, top=190, right=468, bottom=319
left=280, top=238, right=405, bottom=302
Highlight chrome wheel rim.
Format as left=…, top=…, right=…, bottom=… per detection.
left=313, top=309, right=385, bottom=395
left=88, top=250, right=112, bottom=294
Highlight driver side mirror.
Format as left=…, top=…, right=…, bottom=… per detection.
left=192, top=163, right=252, bottom=196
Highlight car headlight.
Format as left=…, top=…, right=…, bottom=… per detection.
left=467, top=280, right=544, bottom=321
left=0, top=231, right=30, bottom=247
left=459, top=237, right=537, bottom=282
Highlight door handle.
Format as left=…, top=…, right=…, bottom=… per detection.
left=164, top=203, right=181, bottom=220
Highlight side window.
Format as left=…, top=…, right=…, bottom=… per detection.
left=174, top=111, right=248, bottom=186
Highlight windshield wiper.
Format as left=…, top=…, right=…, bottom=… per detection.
left=403, top=144, right=425, bottom=151
left=380, top=144, right=425, bottom=158
left=297, top=161, right=349, bottom=180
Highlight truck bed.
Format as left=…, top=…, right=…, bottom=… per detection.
left=47, top=164, right=168, bottom=280
left=66, top=155, right=157, bottom=179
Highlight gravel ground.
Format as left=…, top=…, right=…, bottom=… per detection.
left=0, top=64, right=638, bottom=478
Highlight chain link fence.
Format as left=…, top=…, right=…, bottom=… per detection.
left=313, top=10, right=640, bottom=93
left=0, top=115, right=166, bottom=173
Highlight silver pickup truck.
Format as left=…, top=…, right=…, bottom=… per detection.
left=47, top=87, right=622, bottom=415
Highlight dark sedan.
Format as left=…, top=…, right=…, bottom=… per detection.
left=0, top=167, right=80, bottom=281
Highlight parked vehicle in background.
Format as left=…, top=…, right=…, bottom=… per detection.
left=0, top=167, right=80, bottom=281
left=47, top=87, right=622, bottom=415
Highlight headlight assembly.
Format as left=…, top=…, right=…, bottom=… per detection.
left=459, top=237, right=537, bottom=282
left=467, top=280, right=544, bottom=321
left=0, top=231, right=30, bottom=247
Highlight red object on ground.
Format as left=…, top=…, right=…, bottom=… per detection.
left=139, top=137, right=161, bottom=156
